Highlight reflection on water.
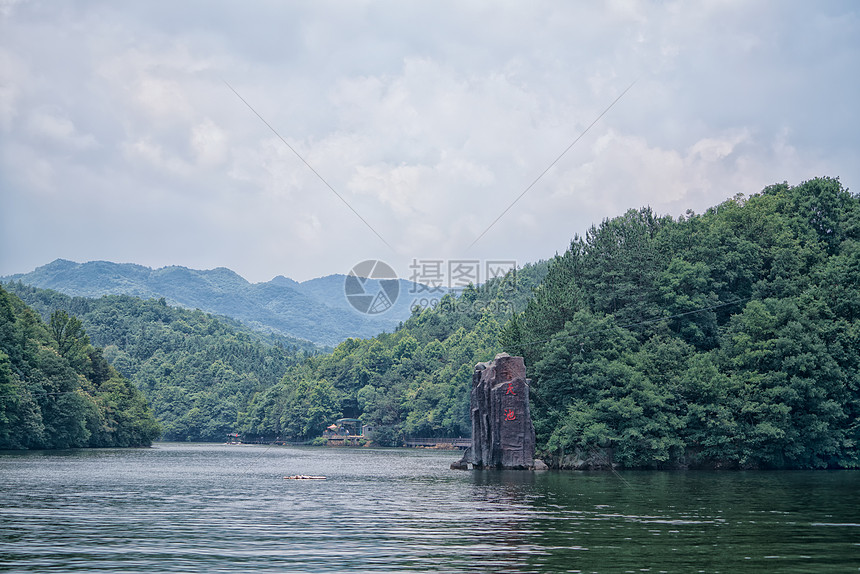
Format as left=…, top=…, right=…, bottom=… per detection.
left=1, top=443, right=858, bottom=573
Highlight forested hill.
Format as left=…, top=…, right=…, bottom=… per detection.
left=1, top=262, right=423, bottom=346
left=502, top=176, right=860, bottom=469
left=240, top=177, right=859, bottom=470
left=238, top=260, right=549, bottom=445
left=5, top=176, right=855, bottom=469
left=2, top=285, right=319, bottom=442
left=0, top=286, right=160, bottom=449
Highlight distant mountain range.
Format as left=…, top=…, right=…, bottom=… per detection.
left=1, top=259, right=441, bottom=346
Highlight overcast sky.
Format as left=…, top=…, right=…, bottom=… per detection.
left=1, top=1, right=858, bottom=284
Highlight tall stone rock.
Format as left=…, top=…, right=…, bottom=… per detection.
left=467, top=353, right=536, bottom=469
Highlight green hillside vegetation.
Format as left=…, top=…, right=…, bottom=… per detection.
left=5, top=176, right=855, bottom=470
left=1, top=261, right=428, bottom=345
left=0, top=286, right=160, bottom=449
left=243, top=176, right=859, bottom=470
left=3, top=286, right=320, bottom=442
left=501, top=176, right=860, bottom=469
left=238, top=261, right=549, bottom=445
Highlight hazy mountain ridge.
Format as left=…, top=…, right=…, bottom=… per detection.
left=2, top=260, right=427, bottom=345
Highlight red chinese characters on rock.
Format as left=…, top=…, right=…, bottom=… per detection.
left=504, top=382, right=518, bottom=421
left=466, top=352, right=536, bottom=469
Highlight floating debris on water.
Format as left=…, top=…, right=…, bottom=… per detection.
left=283, top=475, right=327, bottom=480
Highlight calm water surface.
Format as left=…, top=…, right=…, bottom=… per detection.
left=1, top=443, right=858, bottom=573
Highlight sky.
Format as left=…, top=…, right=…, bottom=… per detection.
left=1, top=0, right=858, bottom=284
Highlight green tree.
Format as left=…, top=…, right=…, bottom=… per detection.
left=0, top=286, right=159, bottom=449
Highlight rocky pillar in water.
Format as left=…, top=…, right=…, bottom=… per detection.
left=468, top=353, right=536, bottom=469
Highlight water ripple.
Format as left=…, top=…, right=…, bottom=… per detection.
left=2, top=444, right=859, bottom=573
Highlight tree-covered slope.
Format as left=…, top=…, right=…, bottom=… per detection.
left=241, top=176, right=859, bottom=469
left=0, top=286, right=160, bottom=449
left=501, top=177, right=860, bottom=469
left=8, top=176, right=854, bottom=469
left=238, top=261, right=549, bottom=444
left=3, top=285, right=320, bottom=442
left=2, top=262, right=433, bottom=345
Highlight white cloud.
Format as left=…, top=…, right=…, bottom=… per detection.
left=690, top=131, right=749, bottom=163
left=0, top=48, right=26, bottom=130
left=123, top=137, right=191, bottom=176
left=0, top=0, right=26, bottom=18
left=1, top=0, right=858, bottom=282
left=191, top=117, right=227, bottom=167
left=26, top=109, right=97, bottom=150
left=350, top=163, right=431, bottom=217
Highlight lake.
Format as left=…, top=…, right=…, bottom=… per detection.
left=1, top=443, right=858, bottom=573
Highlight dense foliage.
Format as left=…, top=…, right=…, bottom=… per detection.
left=3, top=286, right=318, bottom=442
left=5, top=176, right=856, bottom=470
left=239, top=262, right=548, bottom=444
left=0, top=286, right=160, bottom=449
left=502, top=177, right=860, bottom=469
left=1, top=261, right=423, bottom=345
